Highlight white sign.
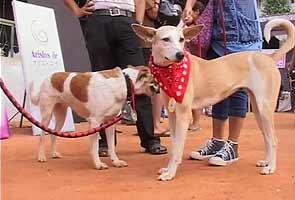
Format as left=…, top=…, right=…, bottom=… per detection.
left=262, top=49, right=286, bottom=68
left=13, top=0, right=75, bottom=135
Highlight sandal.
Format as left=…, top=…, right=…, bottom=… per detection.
left=188, top=126, right=202, bottom=132
left=154, top=130, right=170, bottom=137
left=145, top=143, right=167, bottom=155
left=99, top=147, right=108, bottom=157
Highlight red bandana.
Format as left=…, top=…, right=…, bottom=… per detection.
left=149, top=51, right=191, bottom=103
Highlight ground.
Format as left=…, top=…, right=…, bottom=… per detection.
left=1, top=113, right=295, bottom=200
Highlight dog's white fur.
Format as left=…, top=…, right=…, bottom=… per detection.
left=29, top=66, right=158, bottom=169
left=132, top=19, right=295, bottom=180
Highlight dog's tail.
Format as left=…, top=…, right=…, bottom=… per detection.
left=28, top=82, right=40, bottom=105
left=264, top=19, right=295, bottom=62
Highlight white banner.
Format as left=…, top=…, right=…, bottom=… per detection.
left=13, top=0, right=75, bottom=135
left=262, top=49, right=286, bottom=68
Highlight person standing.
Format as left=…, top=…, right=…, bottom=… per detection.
left=183, top=0, right=263, bottom=166
left=141, top=0, right=170, bottom=137
left=64, top=0, right=167, bottom=155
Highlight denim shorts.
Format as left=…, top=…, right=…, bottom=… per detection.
left=207, top=48, right=248, bottom=120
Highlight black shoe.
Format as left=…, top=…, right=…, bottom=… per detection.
left=145, top=143, right=167, bottom=155
left=99, top=146, right=108, bottom=157
left=190, top=138, right=225, bottom=160
left=208, top=140, right=239, bottom=166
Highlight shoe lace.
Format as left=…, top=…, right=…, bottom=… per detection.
left=199, top=139, right=215, bottom=154
left=216, top=142, right=235, bottom=160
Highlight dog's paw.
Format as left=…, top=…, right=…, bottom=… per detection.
left=52, top=152, right=62, bottom=159
left=260, top=166, right=275, bottom=175
left=158, top=172, right=175, bottom=181
left=38, top=155, right=47, bottom=162
left=112, top=160, right=128, bottom=168
left=95, top=162, right=109, bottom=170
left=158, top=168, right=168, bottom=175
left=256, top=160, right=269, bottom=167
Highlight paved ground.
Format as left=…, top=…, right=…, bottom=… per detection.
left=2, top=113, right=295, bottom=200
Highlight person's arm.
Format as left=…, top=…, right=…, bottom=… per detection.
left=64, top=0, right=95, bottom=17
left=134, top=0, right=146, bottom=24
left=182, top=0, right=196, bottom=21
left=145, top=0, right=159, bottom=20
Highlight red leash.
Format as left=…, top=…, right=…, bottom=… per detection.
left=0, top=78, right=122, bottom=138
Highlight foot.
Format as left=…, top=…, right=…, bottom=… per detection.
left=52, top=152, right=62, bottom=159
left=99, top=147, right=108, bottom=157
left=38, top=151, right=47, bottom=162
left=158, top=170, right=175, bottom=181
left=95, top=162, right=109, bottom=170
left=256, top=160, right=269, bottom=167
left=188, top=125, right=202, bottom=132
left=208, top=140, right=239, bottom=166
left=38, top=155, right=47, bottom=162
left=145, top=143, right=167, bottom=155
left=190, top=138, right=225, bottom=160
left=158, top=167, right=168, bottom=175
left=154, top=129, right=170, bottom=137
left=112, top=160, right=128, bottom=168
left=260, top=166, right=275, bottom=175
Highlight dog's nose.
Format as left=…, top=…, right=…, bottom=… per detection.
left=175, top=51, right=184, bottom=61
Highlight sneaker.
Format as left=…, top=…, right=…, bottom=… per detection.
left=190, top=138, right=225, bottom=160
left=208, top=140, right=239, bottom=166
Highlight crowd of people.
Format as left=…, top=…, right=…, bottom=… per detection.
left=62, top=0, right=267, bottom=167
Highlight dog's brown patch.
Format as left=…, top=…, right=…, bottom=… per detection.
left=136, top=66, right=151, bottom=82
left=70, top=73, right=92, bottom=102
left=51, top=72, right=70, bottom=92
left=99, top=68, right=121, bottom=79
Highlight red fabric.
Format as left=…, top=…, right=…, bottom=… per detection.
left=149, top=52, right=191, bottom=103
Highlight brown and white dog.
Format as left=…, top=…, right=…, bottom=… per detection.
left=29, top=66, right=159, bottom=170
left=132, top=19, right=295, bottom=180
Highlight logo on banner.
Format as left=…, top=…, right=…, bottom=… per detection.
left=31, top=19, right=48, bottom=46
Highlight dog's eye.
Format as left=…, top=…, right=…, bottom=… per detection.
left=179, top=37, right=185, bottom=42
left=162, top=37, right=170, bottom=42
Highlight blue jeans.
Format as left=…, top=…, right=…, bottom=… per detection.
left=212, top=90, right=248, bottom=120
left=207, top=48, right=248, bottom=120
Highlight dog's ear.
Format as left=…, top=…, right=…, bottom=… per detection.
left=132, top=24, right=156, bottom=43
left=183, top=24, right=204, bottom=40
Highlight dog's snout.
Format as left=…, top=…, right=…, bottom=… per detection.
left=175, top=51, right=184, bottom=61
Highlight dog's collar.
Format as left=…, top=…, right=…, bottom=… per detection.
left=123, top=74, right=134, bottom=100
left=149, top=51, right=191, bottom=103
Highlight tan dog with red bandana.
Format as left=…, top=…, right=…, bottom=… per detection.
left=29, top=66, right=159, bottom=170
left=132, top=19, right=295, bottom=181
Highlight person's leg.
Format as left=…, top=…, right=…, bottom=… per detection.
left=209, top=90, right=248, bottom=166
left=142, top=48, right=168, bottom=136
left=190, top=48, right=228, bottom=160
left=189, top=109, right=202, bottom=131
left=228, top=89, right=248, bottom=142
left=190, top=99, right=229, bottom=160
left=152, top=94, right=169, bottom=135
left=115, top=17, right=167, bottom=154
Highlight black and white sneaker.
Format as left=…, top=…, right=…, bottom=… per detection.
left=208, top=140, right=239, bottom=166
left=190, top=138, right=225, bottom=160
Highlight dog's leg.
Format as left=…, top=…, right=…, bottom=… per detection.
left=50, top=104, right=67, bottom=159
left=250, top=94, right=277, bottom=175
left=38, top=107, right=54, bottom=162
left=89, top=120, right=108, bottom=170
left=158, top=107, right=191, bottom=181
left=105, top=125, right=128, bottom=168
left=158, top=111, right=176, bottom=175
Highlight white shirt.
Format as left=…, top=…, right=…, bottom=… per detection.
left=94, top=0, right=135, bottom=12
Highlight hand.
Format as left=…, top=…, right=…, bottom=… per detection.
left=75, top=0, right=95, bottom=17
left=182, top=6, right=193, bottom=24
